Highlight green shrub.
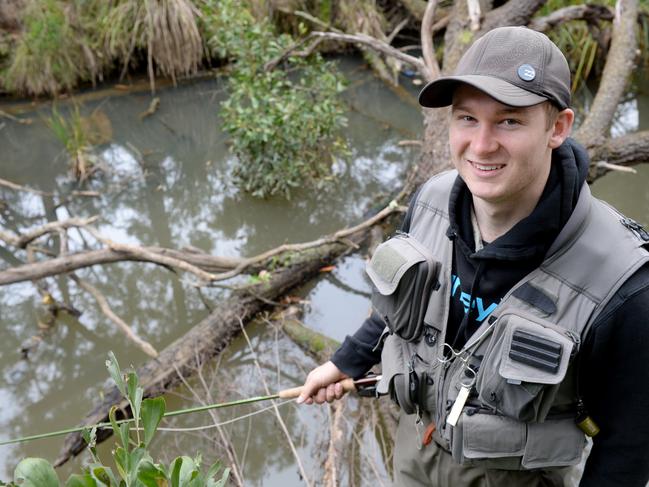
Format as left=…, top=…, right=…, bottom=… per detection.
left=5, top=352, right=229, bottom=487
left=202, top=0, right=348, bottom=198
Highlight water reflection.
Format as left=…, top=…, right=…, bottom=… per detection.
left=0, top=58, right=419, bottom=479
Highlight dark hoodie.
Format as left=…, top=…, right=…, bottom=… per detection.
left=331, top=138, right=649, bottom=487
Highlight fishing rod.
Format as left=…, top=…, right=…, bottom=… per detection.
left=0, top=374, right=381, bottom=447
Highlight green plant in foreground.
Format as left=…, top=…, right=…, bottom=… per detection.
left=7, top=352, right=230, bottom=487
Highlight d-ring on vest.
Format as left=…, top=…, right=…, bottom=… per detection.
left=369, top=170, right=649, bottom=470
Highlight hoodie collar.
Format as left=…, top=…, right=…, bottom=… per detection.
left=447, top=138, right=590, bottom=262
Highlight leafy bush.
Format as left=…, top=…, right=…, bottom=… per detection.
left=202, top=0, right=348, bottom=198
left=5, top=352, right=229, bottom=487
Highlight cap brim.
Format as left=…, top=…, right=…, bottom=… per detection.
left=418, top=75, right=547, bottom=108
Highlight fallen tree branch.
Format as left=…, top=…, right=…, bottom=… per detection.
left=0, top=177, right=50, bottom=196
left=52, top=202, right=402, bottom=466
left=421, top=0, right=440, bottom=81
left=4, top=217, right=100, bottom=249
left=267, top=31, right=427, bottom=78
left=528, top=4, right=614, bottom=32
left=69, top=275, right=158, bottom=358
left=0, top=203, right=405, bottom=287
left=595, top=161, right=637, bottom=173
left=84, top=226, right=219, bottom=285
left=574, top=0, right=639, bottom=146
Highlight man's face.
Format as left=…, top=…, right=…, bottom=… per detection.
left=449, top=85, right=562, bottom=211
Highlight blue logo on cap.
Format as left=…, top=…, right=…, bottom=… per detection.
left=518, top=64, right=536, bottom=81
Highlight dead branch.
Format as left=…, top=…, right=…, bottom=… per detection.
left=84, top=226, right=219, bottom=284
left=421, top=0, right=440, bottom=81
left=595, top=161, right=637, bottom=174
left=574, top=0, right=639, bottom=147
left=528, top=4, right=614, bottom=33
left=301, top=32, right=427, bottom=78
left=323, top=400, right=346, bottom=487
left=0, top=177, right=50, bottom=196
left=3, top=217, right=100, bottom=249
left=0, top=109, right=32, bottom=125
left=69, top=275, right=158, bottom=358
left=467, top=0, right=481, bottom=32
left=480, top=0, right=546, bottom=33
left=399, top=0, right=427, bottom=20
left=588, top=130, right=649, bottom=180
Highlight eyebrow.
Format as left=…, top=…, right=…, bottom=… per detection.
left=452, top=104, right=529, bottom=116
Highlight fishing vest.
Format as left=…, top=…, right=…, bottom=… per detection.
left=368, top=170, right=649, bottom=470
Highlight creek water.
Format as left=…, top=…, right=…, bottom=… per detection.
left=0, top=57, right=647, bottom=485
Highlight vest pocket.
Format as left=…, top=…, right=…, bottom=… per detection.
left=522, top=419, right=585, bottom=469
left=476, top=311, right=575, bottom=422
left=451, top=411, right=585, bottom=470
left=366, top=233, right=440, bottom=341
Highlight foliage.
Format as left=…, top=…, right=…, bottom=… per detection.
left=202, top=0, right=348, bottom=198
left=3, top=0, right=102, bottom=96
left=537, top=0, right=649, bottom=93
left=7, top=352, right=229, bottom=487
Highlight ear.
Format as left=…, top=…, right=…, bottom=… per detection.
left=548, top=108, right=575, bottom=149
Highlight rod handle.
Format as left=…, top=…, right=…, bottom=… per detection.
left=278, top=378, right=356, bottom=399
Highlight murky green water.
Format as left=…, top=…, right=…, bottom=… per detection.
left=0, top=58, right=647, bottom=485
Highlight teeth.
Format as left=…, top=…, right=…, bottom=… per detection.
left=473, top=162, right=504, bottom=171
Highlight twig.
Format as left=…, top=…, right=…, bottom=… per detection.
left=0, top=177, right=51, bottom=196
left=237, top=317, right=312, bottom=487
left=595, top=161, right=638, bottom=173
left=387, top=17, right=410, bottom=45
left=398, top=139, right=423, bottom=146
left=70, top=275, right=158, bottom=358
left=0, top=109, right=33, bottom=125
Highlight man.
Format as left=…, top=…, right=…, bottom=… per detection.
left=298, top=26, right=649, bottom=487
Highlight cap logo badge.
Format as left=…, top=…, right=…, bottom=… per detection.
left=518, top=64, right=536, bottom=82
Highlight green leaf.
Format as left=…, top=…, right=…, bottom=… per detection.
left=14, top=458, right=59, bottom=487
left=126, top=372, right=142, bottom=423
left=169, top=457, right=196, bottom=487
left=141, top=397, right=165, bottom=447
left=127, top=447, right=147, bottom=486
left=64, top=474, right=97, bottom=487
left=136, top=460, right=168, bottom=487
left=106, top=352, right=126, bottom=397
left=113, top=447, right=128, bottom=481
left=87, top=464, right=117, bottom=486
left=108, top=406, right=129, bottom=450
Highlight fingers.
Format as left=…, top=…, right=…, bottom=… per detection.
left=296, top=361, right=348, bottom=405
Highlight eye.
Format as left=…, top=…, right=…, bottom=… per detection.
left=458, top=115, right=476, bottom=122
left=501, top=118, right=521, bottom=126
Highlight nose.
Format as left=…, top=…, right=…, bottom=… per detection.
left=471, top=124, right=499, bottom=156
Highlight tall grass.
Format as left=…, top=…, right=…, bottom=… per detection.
left=101, top=0, right=203, bottom=92
left=3, top=0, right=101, bottom=96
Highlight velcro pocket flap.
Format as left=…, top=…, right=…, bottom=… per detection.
left=366, top=234, right=427, bottom=295
left=498, top=314, right=574, bottom=385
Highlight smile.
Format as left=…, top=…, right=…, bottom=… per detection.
left=469, top=161, right=505, bottom=171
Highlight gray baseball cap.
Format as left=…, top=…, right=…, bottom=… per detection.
left=418, top=26, right=571, bottom=109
